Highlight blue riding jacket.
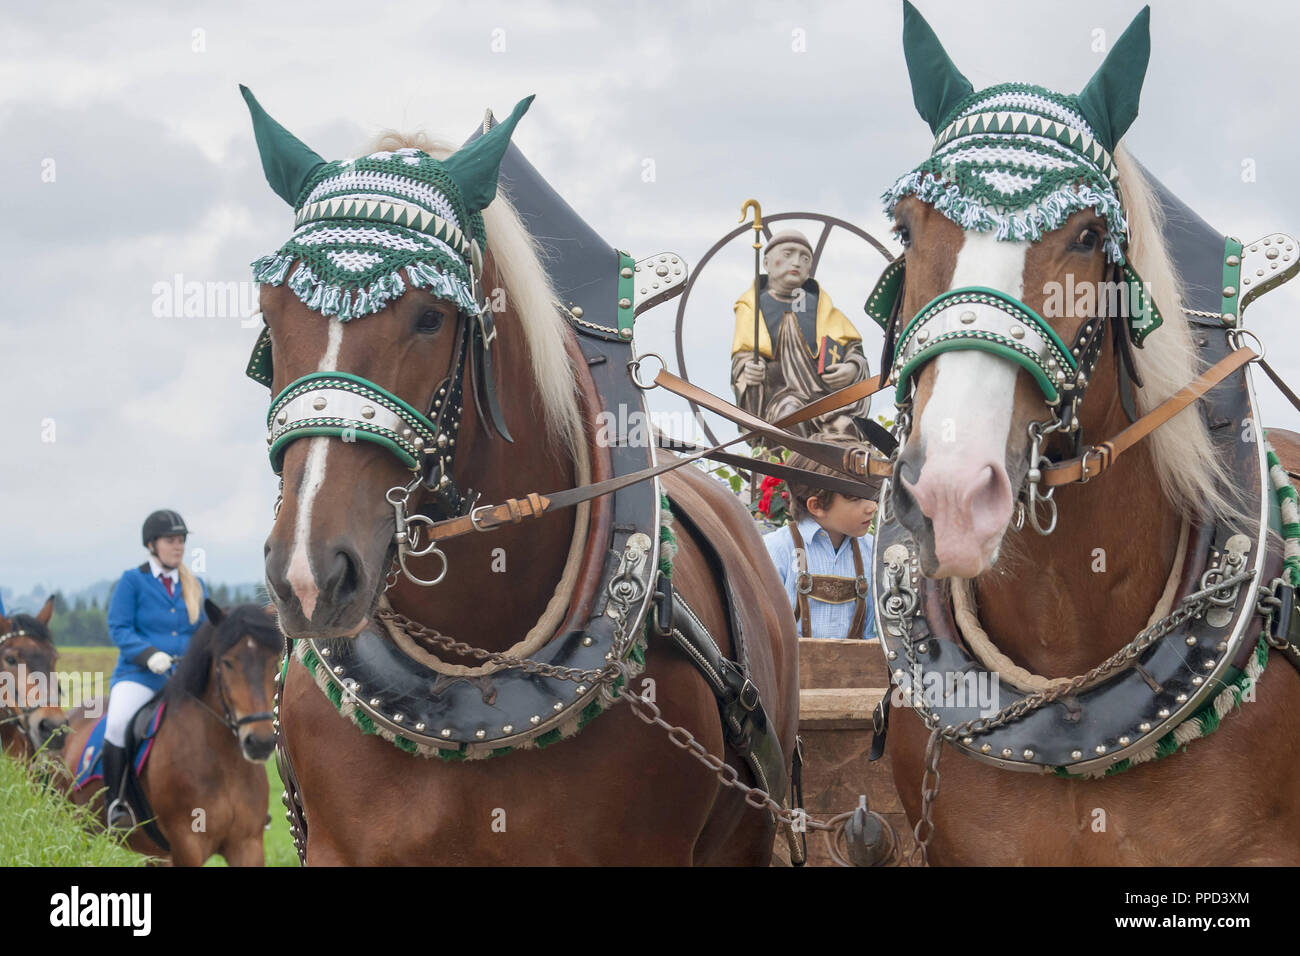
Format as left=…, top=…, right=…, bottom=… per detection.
left=106, top=564, right=209, bottom=691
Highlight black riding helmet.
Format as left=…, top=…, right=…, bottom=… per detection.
left=142, top=509, right=189, bottom=547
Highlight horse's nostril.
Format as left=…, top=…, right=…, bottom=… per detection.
left=324, top=548, right=361, bottom=606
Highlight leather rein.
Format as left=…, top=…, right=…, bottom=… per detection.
left=404, top=340, right=1258, bottom=551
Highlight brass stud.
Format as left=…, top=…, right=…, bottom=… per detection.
left=1158, top=708, right=1171, bottom=718
left=392, top=713, right=404, bottom=723
left=529, top=715, right=541, bottom=725
left=1226, top=254, right=1240, bottom=266
left=1010, top=325, right=1025, bottom=339
left=312, top=396, right=327, bottom=411
left=1175, top=693, right=1188, bottom=703
left=570, top=306, right=584, bottom=318
left=1186, top=635, right=1197, bottom=646
left=1095, top=745, right=1106, bottom=755
left=1138, top=722, right=1151, bottom=732
left=1071, top=750, right=1083, bottom=760
left=1001, top=748, right=1013, bottom=758
left=618, top=297, right=632, bottom=309
left=502, top=724, right=514, bottom=734
left=369, top=698, right=381, bottom=706
left=415, top=722, right=426, bottom=731
left=276, top=411, right=288, bottom=425
left=959, top=310, right=976, bottom=324
left=475, top=729, right=486, bottom=739
left=441, top=728, right=452, bottom=738
left=360, top=405, right=375, bottom=419
left=980, top=743, right=991, bottom=753
left=1118, top=736, right=1131, bottom=746
left=620, top=267, right=633, bottom=278
left=1223, top=285, right=1237, bottom=297
left=1022, top=749, right=1034, bottom=760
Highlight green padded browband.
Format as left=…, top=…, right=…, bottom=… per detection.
left=891, top=286, right=1076, bottom=405
left=265, top=371, right=440, bottom=473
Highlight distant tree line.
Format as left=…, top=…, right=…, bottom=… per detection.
left=46, top=583, right=270, bottom=647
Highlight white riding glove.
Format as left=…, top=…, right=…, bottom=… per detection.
left=146, top=651, right=173, bottom=674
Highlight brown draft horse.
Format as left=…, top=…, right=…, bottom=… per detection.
left=60, top=602, right=280, bottom=866
left=0, top=597, right=69, bottom=762
left=883, top=18, right=1300, bottom=865
left=262, top=140, right=799, bottom=866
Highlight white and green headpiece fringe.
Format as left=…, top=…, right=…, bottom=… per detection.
left=241, top=86, right=534, bottom=322
left=888, top=3, right=1153, bottom=267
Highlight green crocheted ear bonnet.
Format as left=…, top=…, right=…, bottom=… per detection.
left=241, top=86, right=533, bottom=322
left=885, top=3, right=1152, bottom=270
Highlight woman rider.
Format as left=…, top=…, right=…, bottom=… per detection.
left=102, top=510, right=208, bottom=828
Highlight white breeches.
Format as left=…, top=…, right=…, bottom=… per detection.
left=104, top=680, right=156, bottom=746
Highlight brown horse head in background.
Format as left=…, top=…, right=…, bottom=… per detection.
left=0, top=597, right=69, bottom=758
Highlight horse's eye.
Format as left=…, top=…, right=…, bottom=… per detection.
left=1071, top=228, right=1100, bottom=252
left=416, top=308, right=447, bottom=334
left=222, top=659, right=234, bottom=670
left=895, top=225, right=912, bottom=249
left=3, top=654, right=17, bottom=667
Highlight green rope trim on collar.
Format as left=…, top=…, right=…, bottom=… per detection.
left=1052, top=636, right=1267, bottom=779
left=290, top=491, right=676, bottom=761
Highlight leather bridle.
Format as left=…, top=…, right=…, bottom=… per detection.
left=186, top=652, right=273, bottom=737
left=0, top=629, right=58, bottom=745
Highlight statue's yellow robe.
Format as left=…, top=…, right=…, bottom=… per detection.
left=730, top=283, right=862, bottom=360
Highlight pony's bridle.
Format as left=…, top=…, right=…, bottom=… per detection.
left=261, top=261, right=510, bottom=588
left=187, top=652, right=274, bottom=737
left=0, top=629, right=56, bottom=743
left=870, top=256, right=1155, bottom=536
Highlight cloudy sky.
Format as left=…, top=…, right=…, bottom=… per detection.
left=3, top=0, right=1299, bottom=599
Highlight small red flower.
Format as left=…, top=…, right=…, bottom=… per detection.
left=757, top=475, right=784, bottom=517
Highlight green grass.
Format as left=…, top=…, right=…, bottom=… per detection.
left=0, top=752, right=143, bottom=866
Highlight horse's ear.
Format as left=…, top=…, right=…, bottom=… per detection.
left=37, top=595, right=55, bottom=625
left=442, top=95, right=534, bottom=213
left=1076, top=6, right=1151, bottom=151
left=240, top=85, right=329, bottom=207
left=205, top=598, right=225, bottom=625
left=902, top=0, right=974, bottom=135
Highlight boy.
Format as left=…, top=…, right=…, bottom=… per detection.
left=763, top=451, right=881, bottom=640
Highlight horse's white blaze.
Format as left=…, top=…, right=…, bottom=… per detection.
left=286, top=319, right=345, bottom=621
left=908, top=233, right=1030, bottom=575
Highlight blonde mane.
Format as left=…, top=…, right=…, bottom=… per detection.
left=369, top=130, right=583, bottom=461
left=1114, top=145, right=1241, bottom=523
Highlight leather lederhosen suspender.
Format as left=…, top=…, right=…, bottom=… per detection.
left=786, top=522, right=869, bottom=640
